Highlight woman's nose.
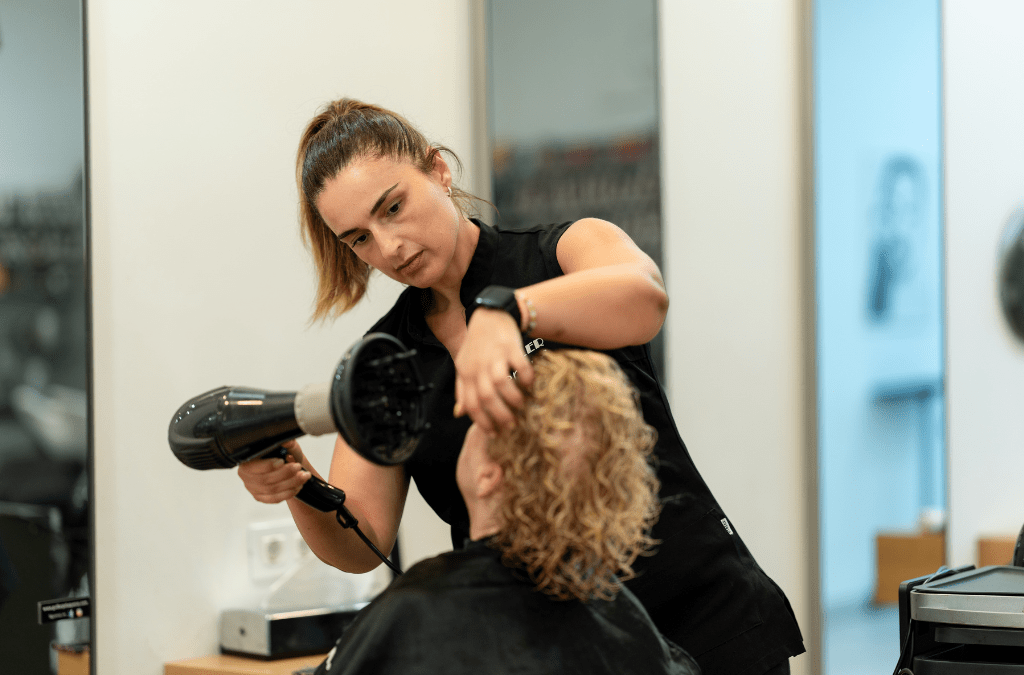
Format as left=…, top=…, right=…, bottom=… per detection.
left=374, top=228, right=404, bottom=261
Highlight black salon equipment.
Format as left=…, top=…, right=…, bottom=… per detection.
left=168, top=333, right=428, bottom=573
left=998, top=209, right=1024, bottom=343
left=895, top=523, right=1024, bottom=674
left=219, top=605, right=364, bottom=660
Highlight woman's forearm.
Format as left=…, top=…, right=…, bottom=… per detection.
left=287, top=441, right=408, bottom=574
left=516, top=261, right=668, bottom=349
left=456, top=219, right=666, bottom=433
left=286, top=495, right=394, bottom=574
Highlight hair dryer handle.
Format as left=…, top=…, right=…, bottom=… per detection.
left=295, top=475, right=348, bottom=513
left=263, top=445, right=348, bottom=513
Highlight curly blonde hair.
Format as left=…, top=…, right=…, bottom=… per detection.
left=295, top=98, right=478, bottom=321
left=487, top=349, right=660, bottom=602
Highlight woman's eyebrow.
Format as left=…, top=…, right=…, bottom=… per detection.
left=336, top=182, right=400, bottom=241
left=370, top=182, right=400, bottom=216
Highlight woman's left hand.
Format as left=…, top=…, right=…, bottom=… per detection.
left=454, top=308, right=534, bottom=435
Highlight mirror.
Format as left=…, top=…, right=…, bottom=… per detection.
left=0, top=0, right=91, bottom=672
left=484, top=0, right=664, bottom=379
left=812, top=1, right=945, bottom=672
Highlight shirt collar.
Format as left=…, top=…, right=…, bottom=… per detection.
left=462, top=534, right=499, bottom=551
left=458, top=218, right=499, bottom=311
left=400, top=218, right=498, bottom=346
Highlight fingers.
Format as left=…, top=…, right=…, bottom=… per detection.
left=256, top=484, right=310, bottom=504
left=508, top=349, right=534, bottom=389
left=458, top=364, right=528, bottom=435
left=237, top=456, right=311, bottom=504
left=455, top=306, right=536, bottom=435
left=454, top=378, right=464, bottom=418
left=281, top=439, right=305, bottom=464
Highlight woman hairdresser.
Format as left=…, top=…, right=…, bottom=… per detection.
left=237, top=99, right=804, bottom=675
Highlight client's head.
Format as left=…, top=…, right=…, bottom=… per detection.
left=455, top=349, right=660, bottom=602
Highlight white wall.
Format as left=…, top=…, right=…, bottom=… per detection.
left=944, top=1, right=1024, bottom=568
left=659, top=2, right=813, bottom=673
left=88, top=2, right=466, bottom=672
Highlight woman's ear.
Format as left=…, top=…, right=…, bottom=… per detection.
left=430, top=149, right=453, bottom=190
left=476, top=461, right=503, bottom=500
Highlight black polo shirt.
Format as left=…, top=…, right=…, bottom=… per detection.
left=366, top=220, right=804, bottom=675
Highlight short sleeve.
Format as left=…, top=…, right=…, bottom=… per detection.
left=536, top=221, right=576, bottom=278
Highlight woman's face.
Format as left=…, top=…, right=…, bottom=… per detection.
left=315, top=154, right=462, bottom=288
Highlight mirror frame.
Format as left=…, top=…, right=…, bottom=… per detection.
left=81, top=0, right=95, bottom=672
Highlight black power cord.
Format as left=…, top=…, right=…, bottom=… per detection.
left=335, top=508, right=402, bottom=576
left=893, top=619, right=918, bottom=675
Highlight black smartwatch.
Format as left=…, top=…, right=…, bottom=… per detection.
left=472, top=285, right=522, bottom=330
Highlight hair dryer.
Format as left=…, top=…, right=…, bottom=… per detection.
left=168, top=332, right=428, bottom=516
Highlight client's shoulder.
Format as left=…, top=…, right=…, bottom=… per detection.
left=394, top=543, right=519, bottom=593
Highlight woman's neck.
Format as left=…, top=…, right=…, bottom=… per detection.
left=428, top=216, right=479, bottom=315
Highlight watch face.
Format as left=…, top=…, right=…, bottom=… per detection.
left=474, top=286, right=521, bottom=325
left=476, top=286, right=516, bottom=310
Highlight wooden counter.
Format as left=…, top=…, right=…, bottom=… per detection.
left=164, top=653, right=327, bottom=675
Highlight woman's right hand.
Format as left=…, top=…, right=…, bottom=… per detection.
left=237, top=440, right=312, bottom=504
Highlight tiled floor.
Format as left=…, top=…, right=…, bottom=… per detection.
left=823, top=601, right=901, bottom=675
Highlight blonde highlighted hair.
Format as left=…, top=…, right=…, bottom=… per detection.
left=487, top=349, right=660, bottom=602
left=295, top=98, right=477, bottom=321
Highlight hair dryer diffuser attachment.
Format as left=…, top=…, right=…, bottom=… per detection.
left=331, top=332, right=427, bottom=465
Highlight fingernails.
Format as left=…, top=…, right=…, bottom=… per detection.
left=271, top=458, right=284, bottom=468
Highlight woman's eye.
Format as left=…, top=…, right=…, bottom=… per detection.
left=387, top=201, right=401, bottom=216
left=350, top=233, right=368, bottom=247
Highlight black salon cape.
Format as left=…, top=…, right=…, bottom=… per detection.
left=313, top=540, right=700, bottom=675
left=366, top=220, right=804, bottom=674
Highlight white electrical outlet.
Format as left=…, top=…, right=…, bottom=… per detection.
left=295, top=534, right=313, bottom=560
left=247, top=519, right=302, bottom=581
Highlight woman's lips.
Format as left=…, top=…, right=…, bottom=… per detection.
left=396, top=250, right=423, bottom=274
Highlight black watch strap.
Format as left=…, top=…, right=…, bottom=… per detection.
left=472, top=285, right=522, bottom=329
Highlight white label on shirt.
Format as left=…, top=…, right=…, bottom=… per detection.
left=510, top=338, right=547, bottom=380
left=525, top=338, right=545, bottom=354
left=721, top=518, right=734, bottom=535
